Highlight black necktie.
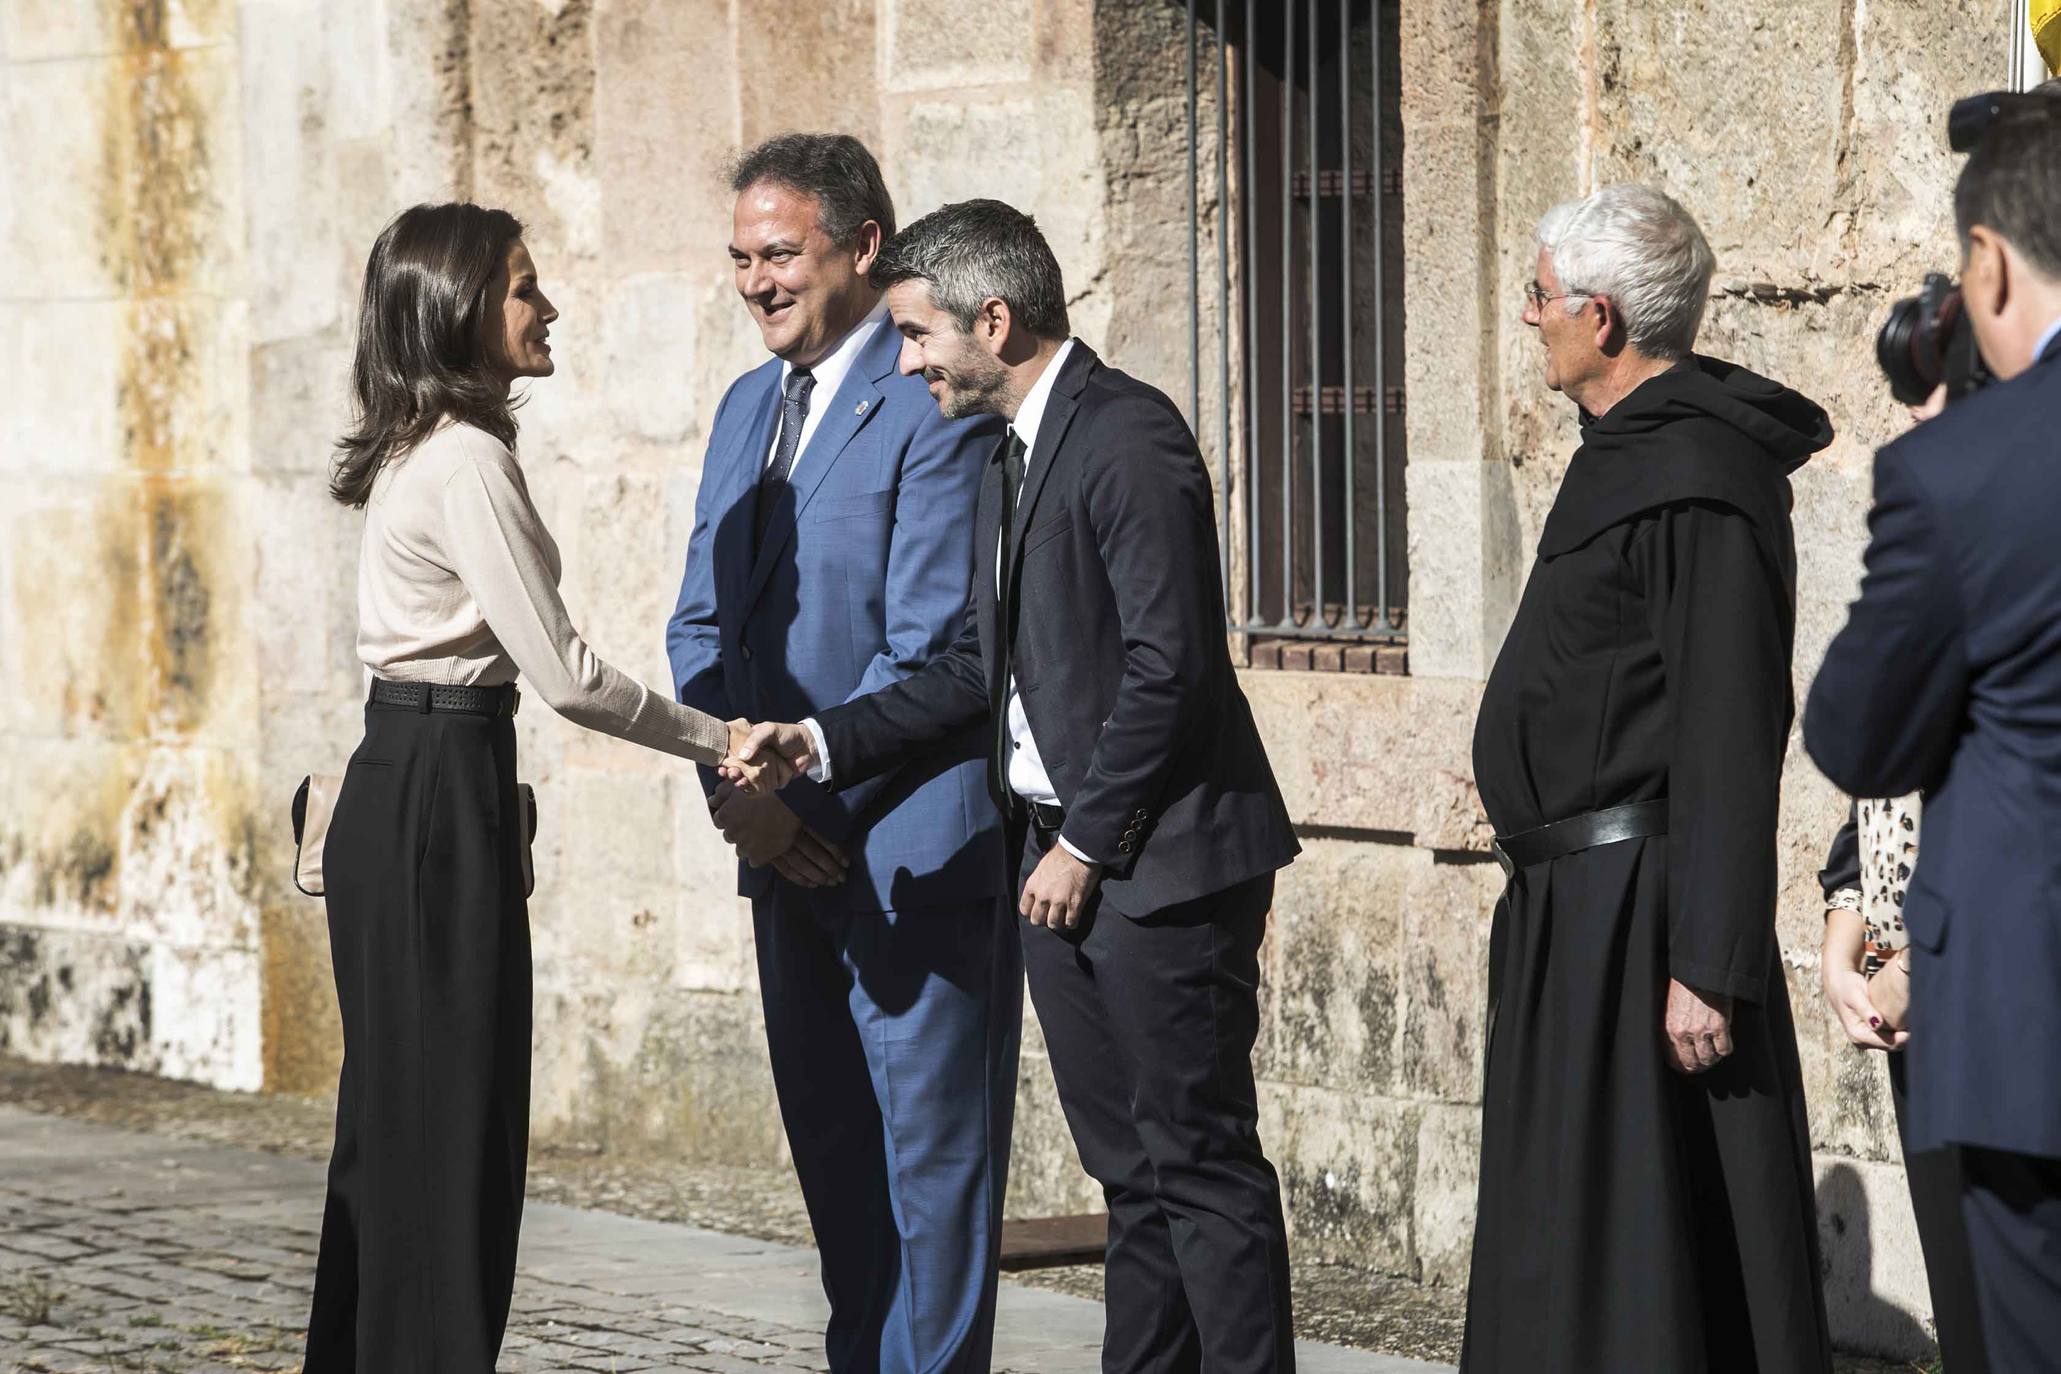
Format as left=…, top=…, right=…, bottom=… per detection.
left=755, top=367, right=816, bottom=546
left=989, top=428, right=1028, bottom=812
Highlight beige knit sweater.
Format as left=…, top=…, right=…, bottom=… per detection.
left=354, top=422, right=730, bottom=765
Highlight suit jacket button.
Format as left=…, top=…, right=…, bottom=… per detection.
left=1134, top=808, right=1149, bottom=820
left=1118, top=840, right=1135, bottom=854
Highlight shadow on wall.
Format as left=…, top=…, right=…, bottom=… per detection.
left=1816, top=1161, right=1937, bottom=1364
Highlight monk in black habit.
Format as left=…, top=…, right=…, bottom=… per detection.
left=1462, top=185, right=1834, bottom=1373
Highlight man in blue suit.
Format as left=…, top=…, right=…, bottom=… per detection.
left=666, top=134, right=1014, bottom=1374
left=1805, top=103, right=2061, bottom=1367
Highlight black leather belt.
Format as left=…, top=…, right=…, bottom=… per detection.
left=369, top=679, right=520, bottom=717
left=1028, top=801, right=1065, bottom=833
left=1490, top=799, right=1668, bottom=881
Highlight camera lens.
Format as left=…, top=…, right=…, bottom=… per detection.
left=1876, top=295, right=1938, bottom=407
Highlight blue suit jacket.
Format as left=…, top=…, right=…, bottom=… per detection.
left=1804, top=337, right=2061, bottom=1158
left=667, top=317, right=1005, bottom=912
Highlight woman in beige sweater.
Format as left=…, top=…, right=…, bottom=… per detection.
left=302, top=203, right=788, bottom=1373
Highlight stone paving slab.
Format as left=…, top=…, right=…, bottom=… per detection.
left=0, top=1107, right=1449, bottom=1373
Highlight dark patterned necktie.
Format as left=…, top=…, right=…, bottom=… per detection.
left=755, top=367, right=816, bottom=546
left=989, top=427, right=1028, bottom=810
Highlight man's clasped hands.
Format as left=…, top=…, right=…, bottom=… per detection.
left=711, top=720, right=834, bottom=884
left=715, top=719, right=1103, bottom=929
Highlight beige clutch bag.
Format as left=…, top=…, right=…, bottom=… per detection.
left=292, top=774, right=536, bottom=898
left=291, top=774, right=343, bottom=897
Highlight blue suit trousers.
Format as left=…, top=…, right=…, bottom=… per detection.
left=755, top=888, right=1021, bottom=1374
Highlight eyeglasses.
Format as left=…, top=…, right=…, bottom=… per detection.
left=1525, top=280, right=1590, bottom=312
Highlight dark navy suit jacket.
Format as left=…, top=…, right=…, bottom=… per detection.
left=1804, top=334, right=2061, bottom=1158
left=666, top=316, right=1004, bottom=912
left=813, top=342, right=1299, bottom=917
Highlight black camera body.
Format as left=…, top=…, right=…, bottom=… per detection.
left=1876, top=273, right=1990, bottom=407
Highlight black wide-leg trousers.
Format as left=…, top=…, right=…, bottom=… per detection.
left=1017, top=825, right=1295, bottom=1374
left=304, top=698, right=531, bottom=1373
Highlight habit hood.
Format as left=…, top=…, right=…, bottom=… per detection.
left=1537, top=355, right=1835, bottom=559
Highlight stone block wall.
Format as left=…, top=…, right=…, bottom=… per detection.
left=1, top=0, right=264, bottom=1090
left=1314, top=0, right=2016, bottom=1357
left=0, top=0, right=2026, bottom=1358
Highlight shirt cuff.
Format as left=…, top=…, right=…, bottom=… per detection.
left=801, top=718, right=832, bottom=785
left=1056, top=833, right=1098, bottom=866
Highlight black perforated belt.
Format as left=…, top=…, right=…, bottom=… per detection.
left=1490, top=800, right=1668, bottom=881
left=369, top=679, right=520, bottom=717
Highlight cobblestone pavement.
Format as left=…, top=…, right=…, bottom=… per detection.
left=0, top=1106, right=1444, bottom=1374
left=0, top=1060, right=1471, bottom=1365
left=0, top=1063, right=1930, bottom=1374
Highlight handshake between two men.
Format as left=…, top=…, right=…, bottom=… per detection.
left=663, top=179, right=1305, bottom=1374
left=713, top=720, right=1103, bottom=929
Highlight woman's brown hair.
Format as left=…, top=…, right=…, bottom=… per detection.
left=330, top=202, right=525, bottom=507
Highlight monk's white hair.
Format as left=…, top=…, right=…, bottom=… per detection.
left=1535, top=184, right=1715, bottom=361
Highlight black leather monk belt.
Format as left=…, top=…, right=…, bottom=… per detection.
left=369, top=679, right=521, bottom=718
left=1490, top=799, right=1669, bottom=882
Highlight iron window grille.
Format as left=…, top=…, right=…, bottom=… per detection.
left=1180, top=0, right=1407, bottom=654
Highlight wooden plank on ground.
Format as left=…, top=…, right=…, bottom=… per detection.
left=999, top=1213, right=1107, bottom=1270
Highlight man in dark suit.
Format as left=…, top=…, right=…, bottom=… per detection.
left=1804, top=103, right=2061, bottom=1367
left=744, top=199, right=1302, bottom=1374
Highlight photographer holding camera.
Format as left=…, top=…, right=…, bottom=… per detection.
left=1806, top=92, right=2061, bottom=1365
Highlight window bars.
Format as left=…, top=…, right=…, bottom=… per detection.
left=1181, top=0, right=1407, bottom=644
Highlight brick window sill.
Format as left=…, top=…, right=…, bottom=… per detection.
left=1242, top=637, right=1409, bottom=675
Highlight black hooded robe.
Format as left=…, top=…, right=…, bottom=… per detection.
left=1461, top=359, right=1835, bottom=1373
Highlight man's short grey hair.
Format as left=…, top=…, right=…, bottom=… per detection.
left=871, top=199, right=1070, bottom=339
left=1535, top=184, right=1715, bottom=360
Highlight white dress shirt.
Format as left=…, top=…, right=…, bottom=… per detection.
left=801, top=339, right=1095, bottom=864
left=2035, top=311, right=2061, bottom=367
left=768, top=300, right=890, bottom=476
left=998, top=338, right=1075, bottom=812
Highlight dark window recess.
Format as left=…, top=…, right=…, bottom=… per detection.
left=1179, top=0, right=1407, bottom=660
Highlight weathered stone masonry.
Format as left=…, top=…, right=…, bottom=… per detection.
left=0, top=0, right=2016, bottom=1358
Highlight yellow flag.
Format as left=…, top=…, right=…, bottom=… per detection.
left=2035, top=0, right=2061, bottom=76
